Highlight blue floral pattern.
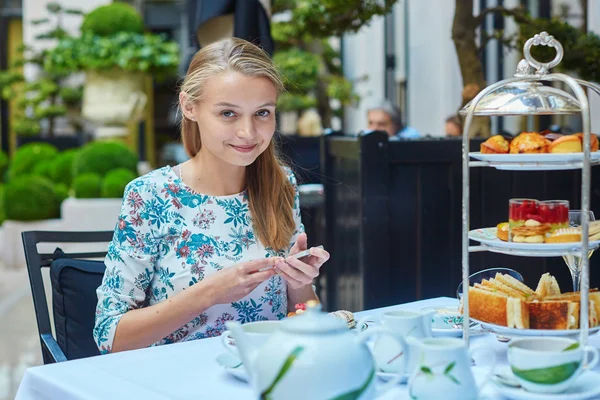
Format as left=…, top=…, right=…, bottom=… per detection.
left=94, top=166, right=303, bottom=354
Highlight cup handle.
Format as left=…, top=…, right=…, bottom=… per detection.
left=355, top=327, right=407, bottom=397
left=583, top=346, right=600, bottom=370
left=470, top=346, right=497, bottom=393
left=220, top=330, right=238, bottom=356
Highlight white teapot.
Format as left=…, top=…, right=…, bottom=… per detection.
left=226, top=303, right=402, bottom=400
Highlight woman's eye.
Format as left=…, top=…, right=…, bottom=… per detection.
left=256, top=110, right=270, bottom=117
left=221, top=110, right=236, bottom=118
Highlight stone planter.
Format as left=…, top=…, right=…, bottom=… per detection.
left=82, top=70, right=147, bottom=139
left=61, top=197, right=122, bottom=232
left=1, top=219, right=62, bottom=269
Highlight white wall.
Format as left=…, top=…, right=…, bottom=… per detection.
left=342, top=15, right=386, bottom=135
left=406, top=0, right=462, bottom=137
left=342, top=0, right=463, bottom=137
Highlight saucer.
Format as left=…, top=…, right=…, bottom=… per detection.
left=432, top=320, right=481, bottom=338
left=216, top=352, right=248, bottom=382
left=376, top=370, right=408, bottom=383
left=492, top=370, right=600, bottom=400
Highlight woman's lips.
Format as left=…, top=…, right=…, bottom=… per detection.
left=230, top=144, right=257, bottom=153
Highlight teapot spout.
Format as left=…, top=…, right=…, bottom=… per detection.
left=225, top=321, right=258, bottom=380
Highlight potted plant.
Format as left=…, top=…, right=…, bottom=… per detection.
left=45, top=3, right=180, bottom=140
left=61, top=140, right=139, bottom=232
left=0, top=2, right=84, bottom=150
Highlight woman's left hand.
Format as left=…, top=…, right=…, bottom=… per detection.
left=274, top=233, right=330, bottom=289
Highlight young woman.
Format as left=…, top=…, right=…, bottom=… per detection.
left=93, top=38, right=329, bottom=354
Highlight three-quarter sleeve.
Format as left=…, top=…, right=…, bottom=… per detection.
left=93, top=181, right=159, bottom=354
left=286, top=169, right=305, bottom=252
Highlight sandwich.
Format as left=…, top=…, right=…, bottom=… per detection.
left=535, top=273, right=561, bottom=298
left=544, top=291, right=600, bottom=327
left=468, top=281, right=529, bottom=328
left=494, top=272, right=536, bottom=300
left=528, top=300, right=580, bottom=329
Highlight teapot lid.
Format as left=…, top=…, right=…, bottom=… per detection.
left=282, top=301, right=347, bottom=334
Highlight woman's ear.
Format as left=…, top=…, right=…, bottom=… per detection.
left=179, top=92, right=196, bottom=121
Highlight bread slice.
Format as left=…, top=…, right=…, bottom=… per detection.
left=507, top=297, right=530, bottom=329
left=469, top=286, right=508, bottom=326
left=544, top=291, right=600, bottom=327
left=528, top=300, right=578, bottom=330
left=481, top=278, right=530, bottom=299
left=535, top=273, right=561, bottom=298
left=495, top=273, right=535, bottom=298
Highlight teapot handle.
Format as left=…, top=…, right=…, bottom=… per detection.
left=470, top=346, right=497, bottom=393
left=355, top=327, right=407, bottom=397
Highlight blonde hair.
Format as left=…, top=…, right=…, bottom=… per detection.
left=180, top=38, right=295, bottom=251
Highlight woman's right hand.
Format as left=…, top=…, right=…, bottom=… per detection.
left=205, top=257, right=283, bottom=304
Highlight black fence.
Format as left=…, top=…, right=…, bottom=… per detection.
left=321, top=131, right=600, bottom=311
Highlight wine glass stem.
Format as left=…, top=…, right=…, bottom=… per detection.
left=572, top=269, right=581, bottom=293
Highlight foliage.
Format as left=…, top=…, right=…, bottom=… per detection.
left=0, top=3, right=83, bottom=137
left=54, top=183, right=69, bottom=204
left=32, top=160, right=54, bottom=180
left=81, top=3, right=144, bottom=37
left=50, top=149, right=78, bottom=187
left=9, top=142, right=59, bottom=180
left=72, top=141, right=138, bottom=178
left=0, top=150, right=9, bottom=182
left=271, top=0, right=396, bottom=126
left=45, top=31, right=180, bottom=80
left=273, top=0, right=397, bottom=38
left=517, top=16, right=600, bottom=83
left=5, top=176, right=60, bottom=221
left=101, top=168, right=136, bottom=198
left=73, top=173, right=102, bottom=199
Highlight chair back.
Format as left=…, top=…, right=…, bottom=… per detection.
left=22, top=230, right=113, bottom=364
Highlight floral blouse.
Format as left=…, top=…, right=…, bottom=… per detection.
left=93, top=165, right=302, bottom=353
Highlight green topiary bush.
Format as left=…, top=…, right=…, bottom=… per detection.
left=9, top=143, right=59, bottom=180
left=81, top=3, right=144, bottom=36
left=54, top=183, right=69, bottom=204
left=50, top=149, right=78, bottom=187
left=72, top=141, right=138, bottom=178
left=73, top=173, right=102, bottom=199
left=0, top=151, right=8, bottom=182
left=101, top=168, right=136, bottom=198
left=5, top=176, right=59, bottom=221
left=32, top=160, right=54, bottom=180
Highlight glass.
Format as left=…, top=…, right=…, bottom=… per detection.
left=539, top=200, right=570, bottom=232
left=456, top=267, right=525, bottom=300
left=562, top=210, right=596, bottom=292
left=509, top=199, right=540, bottom=241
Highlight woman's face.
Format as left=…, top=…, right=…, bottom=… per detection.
left=181, top=71, right=278, bottom=167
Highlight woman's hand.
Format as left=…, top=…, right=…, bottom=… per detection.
left=275, top=233, right=330, bottom=290
left=205, top=257, right=282, bottom=304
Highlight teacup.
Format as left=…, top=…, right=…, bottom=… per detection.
left=421, top=306, right=463, bottom=329
left=508, top=337, right=599, bottom=394
left=220, top=320, right=281, bottom=356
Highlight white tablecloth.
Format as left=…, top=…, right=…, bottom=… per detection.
left=14, top=297, right=600, bottom=400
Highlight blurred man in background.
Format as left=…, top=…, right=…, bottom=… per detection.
left=367, top=100, right=420, bottom=139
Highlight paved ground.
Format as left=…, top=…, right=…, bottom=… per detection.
left=0, top=265, right=45, bottom=400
